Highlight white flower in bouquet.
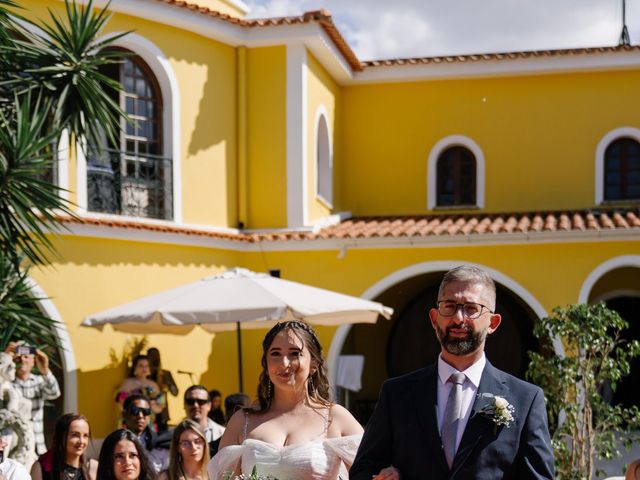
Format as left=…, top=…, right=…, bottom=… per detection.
left=224, top=466, right=278, bottom=480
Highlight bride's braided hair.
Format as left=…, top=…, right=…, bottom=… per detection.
left=255, top=320, right=332, bottom=412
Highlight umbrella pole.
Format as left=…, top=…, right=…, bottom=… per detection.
left=236, top=322, right=243, bottom=392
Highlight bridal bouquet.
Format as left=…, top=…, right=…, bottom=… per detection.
left=224, top=466, right=279, bottom=480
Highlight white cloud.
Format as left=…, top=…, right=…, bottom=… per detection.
left=244, top=0, right=640, bottom=60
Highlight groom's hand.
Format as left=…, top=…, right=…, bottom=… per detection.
left=372, top=466, right=400, bottom=480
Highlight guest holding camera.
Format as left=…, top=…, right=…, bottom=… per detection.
left=4, top=342, right=61, bottom=455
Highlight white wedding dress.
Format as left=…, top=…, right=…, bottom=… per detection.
left=208, top=434, right=362, bottom=480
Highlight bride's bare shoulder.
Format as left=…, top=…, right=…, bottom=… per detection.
left=329, top=403, right=364, bottom=436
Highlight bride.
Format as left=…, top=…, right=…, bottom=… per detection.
left=208, top=320, right=364, bottom=480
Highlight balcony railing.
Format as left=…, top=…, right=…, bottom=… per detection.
left=87, top=148, right=173, bottom=220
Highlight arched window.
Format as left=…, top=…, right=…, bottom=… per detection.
left=604, top=137, right=640, bottom=201
left=436, top=146, right=476, bottom=206
left=316, top=112, right=332, bottom=206
left=87, top=51, right=172, bottom=220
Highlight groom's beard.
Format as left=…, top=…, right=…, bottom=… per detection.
left=435, top=323, right=487, bottom=356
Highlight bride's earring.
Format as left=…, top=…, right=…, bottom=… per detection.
left=267, top=380, right=272, bottom=399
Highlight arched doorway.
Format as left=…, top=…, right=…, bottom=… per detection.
left=604, top=295, right=640, bottom=410
left=585, top=263, right=640, bottom=411
left=338, top=269, right=540, bottom=424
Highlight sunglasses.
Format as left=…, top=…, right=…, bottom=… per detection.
left=185, top=398, right=209, bottom=406
left=128, top=406, right=151, bottom=416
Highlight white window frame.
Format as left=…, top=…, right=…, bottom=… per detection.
left=595, top=126, right=640, bottom=205
left=427, top=135, right=485, bottom=210
left=76, top=32, right=182, bottom=223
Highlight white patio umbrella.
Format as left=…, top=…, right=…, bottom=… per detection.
left=82, top=267, right=393, bottom=389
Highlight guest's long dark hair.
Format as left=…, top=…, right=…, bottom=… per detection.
left=50, top=413, right=91, bottom=480
left=97, top=429, right=155, bottom=480
left=255, top=320, right=331, bottom=412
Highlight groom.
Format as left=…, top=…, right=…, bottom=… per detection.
left=350, top=265, right=554, bottom=480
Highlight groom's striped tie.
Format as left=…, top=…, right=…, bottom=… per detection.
left=442, top=372, right=466, bottom=468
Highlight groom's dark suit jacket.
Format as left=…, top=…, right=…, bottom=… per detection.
left=350, top=361, right=554, bottom=480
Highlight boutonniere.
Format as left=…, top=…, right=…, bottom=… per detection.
left=475, top=393, right=515, bottom=432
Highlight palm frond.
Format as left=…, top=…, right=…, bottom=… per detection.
left=0, top=91, right=75, bottom=266
left=0, top=0, right=131, bottom=149
left=0, top=256, right=61, bottom=360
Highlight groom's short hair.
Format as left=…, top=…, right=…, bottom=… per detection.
left=438, top=265, right=496, bottom=308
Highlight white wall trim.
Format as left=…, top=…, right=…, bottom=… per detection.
left=60, top=1, right=640, bottom=88
left=595, top=127, right=640, bottom=205
left=286, top=45, right=308, bottom=227
left=578, top=255, right=640, bottom=303
left=26, top=278, right=77, bottom=414
left=427, top=135, right=485, bottom=210
left=57, top=130, right=70, bottom=201
left=78, top=32, right=183, bottom=223
left=313, top=105, right=333, bottom=207
left=327, top=260, right=563, bottom=391
left=354, top=50, right=640, bottom=84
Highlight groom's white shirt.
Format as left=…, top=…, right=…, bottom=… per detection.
left=436, top=353, right=486, bottom=452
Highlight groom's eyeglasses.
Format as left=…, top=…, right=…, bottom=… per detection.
left=436, top=301, right=493, bottom=319
left=185, top=398, right=209, bottom=406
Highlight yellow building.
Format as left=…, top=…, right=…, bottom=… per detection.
left=15, top=0, right=640, bottom=438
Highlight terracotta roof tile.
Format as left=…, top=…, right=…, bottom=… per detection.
left=60, top=208, right=640, bottom=244
left=361, top=45, right=640, bottom=69
left=155, top=2, right=363, bottom=71
left=155, top=2, right=639, bottom=74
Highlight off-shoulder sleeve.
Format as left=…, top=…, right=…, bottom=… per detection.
left=325, top=434, right=363, bottom=478
left=207, top=444, right=245, bottom=480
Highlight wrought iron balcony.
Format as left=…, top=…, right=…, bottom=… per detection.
left=87, top=148, right=173, bottom=220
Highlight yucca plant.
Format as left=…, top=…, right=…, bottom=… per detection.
left=0, top=0, right=129, bottom=351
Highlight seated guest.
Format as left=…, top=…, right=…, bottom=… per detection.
left=223, top=393, right=250, bottom=425
left=157, top=420, right=209, bottom=480
left=183, top=386, right=224, bottom=456
left=122, top=394, right=170, bottom=473
left=206, top=390, right=225, bottom=427
left=116, top=355, right=165, bottom=431
left=97, top=429, right=154, bottom=480
left=0, top=437, right=30, bottom=480
left=31, top=413, right=98, bottom=480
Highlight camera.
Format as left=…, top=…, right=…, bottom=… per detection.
left=16, top=345, right=36, bottom=355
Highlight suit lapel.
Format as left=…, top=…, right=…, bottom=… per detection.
left=413, top=364, right=449, bottom=474
left=450, top=362, right=507, bottom=477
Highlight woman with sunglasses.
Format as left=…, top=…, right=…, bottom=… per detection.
left=31, top=413, right=98, bottom=480
left=97, top=429, right=154, bottom=480
left=158, top=420, right=209, bottom=480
